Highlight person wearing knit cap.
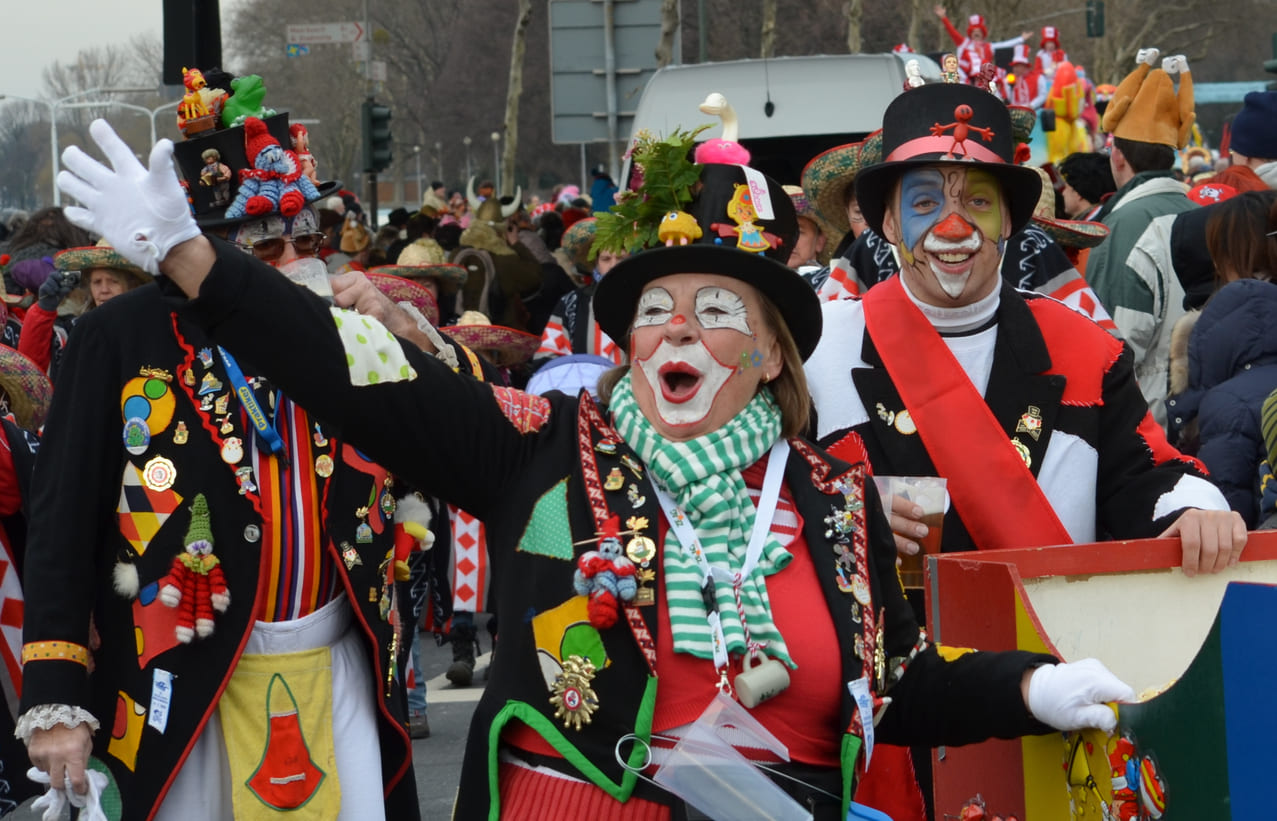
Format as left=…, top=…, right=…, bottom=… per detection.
left=1057, top=152, right=1117, bottom=221
left=1086, top=48, right=1199, bottom=424
left=1227, top=90, right=1277, bottom=189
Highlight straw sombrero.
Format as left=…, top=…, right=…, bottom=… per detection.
left=801, top=142, right=864, bottom=237
left=376, top=240, right=468, bottom=294
left=440, top=311, right=539, bottom=365
left=1028, top=167, right=1109, bottom=249
left=54, top=238, right=151, bottom=287
left=367, top=271, right=439, bottom=326
left=0, top=346, right=53, bottom=431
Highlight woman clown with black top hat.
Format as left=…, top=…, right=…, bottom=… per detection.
left=39, top=116, right=1133, bottom=819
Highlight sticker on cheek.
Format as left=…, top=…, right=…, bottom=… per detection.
left=695, top=286, right=751, bottom=334
left=633, top=287, right=674, bottom=328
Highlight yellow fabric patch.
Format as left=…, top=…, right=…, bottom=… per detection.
left=935, top=644, right=976, bottom=662
left=531, top=596, right=608, bottom=692
left=107, top=691, right=146, bottom=771
left=22, top=641, right=88, bottom=666
left=330, top=308, right=418, bottom=386
left=219, top=646, right=340, bottom=820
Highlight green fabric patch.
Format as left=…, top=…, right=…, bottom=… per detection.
left=516, top=478, right=574, bottom=560
left=841, top=732, right=863, bottom=819
left=485, top=677, right=658, bottom=820
left=88, top=757, right=124, bottom=821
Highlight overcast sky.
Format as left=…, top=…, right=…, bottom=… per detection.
left=2, top=0, right=245, bottom=99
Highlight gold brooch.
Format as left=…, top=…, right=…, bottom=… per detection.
left=1016, top=406, right=1043, bottom=441
left=550, top=655, right=599, bottom=731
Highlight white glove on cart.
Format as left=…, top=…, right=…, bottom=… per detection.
left=27, top=766, right=109, bottom=821
left=57, top=119, right=202, bottom=275
left=1027, top=657, right=1135, bottom=732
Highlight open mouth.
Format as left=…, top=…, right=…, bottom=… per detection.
left=930, top=251, right=976, bottom=275
left=658, top=361, right=704, bottom=403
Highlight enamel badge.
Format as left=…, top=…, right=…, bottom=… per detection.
left=1016, top=406, right=1043, bottom=441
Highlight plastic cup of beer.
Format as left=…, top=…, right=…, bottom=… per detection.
left=872, top=476, right=947, bottom=589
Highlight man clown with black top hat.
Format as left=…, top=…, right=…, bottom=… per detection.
left=806, top=81, right=1242, bottom=573
left=14, top=92, right=471, bottom=819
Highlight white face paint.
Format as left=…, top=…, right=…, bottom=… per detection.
left=694, top=286, right=751, bottom=334
left=635, top=338, right=736, bottom=427
left=634, top=287, right=674, bottom=328
left=921, top=231, right=983, bottom=299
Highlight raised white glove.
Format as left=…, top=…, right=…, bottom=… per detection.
left=56, top=119, right=202, bottom=276
left=1135, top=48, right=1160, bottom=67
left=27, top=766, right=109, bottom=821
left=1027, top=658, right=1134, bottom=732
left=1161, top=55, right=1189, bottom=74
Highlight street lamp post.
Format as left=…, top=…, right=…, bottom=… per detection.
left=462, top=136, right=472, bottom=181
left=490, top=131, right=501, bottom=195
left=413, top=145, right=422, bottom=206
left=434, top=141, right=443, bottom=183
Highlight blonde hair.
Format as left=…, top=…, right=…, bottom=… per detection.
left=597, top=290, right=810, bottom=438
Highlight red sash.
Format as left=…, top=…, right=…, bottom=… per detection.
left=861, top=277, right=1072, bottom=549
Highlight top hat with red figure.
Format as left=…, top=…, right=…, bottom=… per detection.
left=854, top=83, right=1042, bottom=238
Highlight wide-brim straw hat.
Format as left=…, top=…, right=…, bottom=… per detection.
left=801, top=142, right=865, bottom=237
left=381, top=241, right=468, bottom=294
left=0, top=346, right=53, bottom=430
left=440, top=311, right=539, bottom=364
left=367, top=271, right=439, bottom=326
left=1028, top=167, right=1109, bottom=249
left=54, top=239, right=151, bottom=288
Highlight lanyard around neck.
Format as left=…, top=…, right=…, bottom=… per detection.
left=650, top=439, right=789, bottom=672
left=217, top=346, right=285, bottom=456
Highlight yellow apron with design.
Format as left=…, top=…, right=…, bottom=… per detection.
left=218, top=646, right=341, bottom=819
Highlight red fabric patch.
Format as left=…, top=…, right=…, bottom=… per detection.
left=826, top=429, right=871, bottom=469
left=1026, top=296, right=1124, bottom=406
left=1137, top=412, right=1206, bottom=471
left=491, top=385, right=552, bottom=434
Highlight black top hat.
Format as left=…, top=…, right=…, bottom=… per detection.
left=171, top=113, right=340, bottom=229
left=855, top=83, right=1042, bottom=239
left=593, top=163, right=823, bottom=360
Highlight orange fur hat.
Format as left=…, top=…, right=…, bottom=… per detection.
left=1101, top=49, right=1195, bottom=149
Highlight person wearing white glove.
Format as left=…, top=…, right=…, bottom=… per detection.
left=1024, top=657, right=1135, bottom=732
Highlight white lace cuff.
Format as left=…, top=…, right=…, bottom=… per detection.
left=14, top=705, right=100, bottom=744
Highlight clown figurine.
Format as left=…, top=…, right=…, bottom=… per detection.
left=573, top=515, right=637, bottom=629
left=290, top=123, right=319, bottom=185
left=158, top=494, right=230, bottom=643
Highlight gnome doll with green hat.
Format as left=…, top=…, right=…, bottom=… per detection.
left=158, top=494, right=230, bottom=643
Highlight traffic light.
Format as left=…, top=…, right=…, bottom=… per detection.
left=362, top=99, right=393, bottom=174
left=1086, top=0, right=1105, bottom=38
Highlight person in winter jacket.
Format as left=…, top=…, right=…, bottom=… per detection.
left=1167, top=279, right=1277, bottom=526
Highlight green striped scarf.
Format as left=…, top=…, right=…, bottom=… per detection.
left=609, top=373, right=795, bottom=668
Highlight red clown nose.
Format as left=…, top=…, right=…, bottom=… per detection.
left=932, top=213, right=974, bottom=242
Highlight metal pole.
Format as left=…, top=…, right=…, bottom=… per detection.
left=698, top=0, right=708, bottom=63
left=491, top=132, right=501, bottom=195
left=50, top=111, right=60, bottom=206
left=463, top=136, right=472, bottom=180
left=602, top=0, right=619, bottom=181
left=580, top=143, right=588, bottom=196
left=414, top=145, right=422, bottom=205
left=435, top=141, right=443, bottom=182
left=151, top=100, right=180, bottom=145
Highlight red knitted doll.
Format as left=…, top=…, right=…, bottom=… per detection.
left=158, top=493, right=230, bottom=643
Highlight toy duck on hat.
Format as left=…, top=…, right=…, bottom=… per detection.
left=1102, top=49, right=1195, bottom=150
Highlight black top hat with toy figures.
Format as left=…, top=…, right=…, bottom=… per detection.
left=854, top=82, right=1042, bottom=240
left=169, top=71, right=340, bottom=228
left=592, top=127, right=822, bottom=361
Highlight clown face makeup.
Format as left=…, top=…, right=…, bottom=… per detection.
left=629, top=274, right=780, bottom=441
left=886, top=165, right=1009, bottom=307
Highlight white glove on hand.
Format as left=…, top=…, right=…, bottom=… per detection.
left=56, top=119, right=202, bottom=276
left=1027, top=658, right=1134, bottom=733
left=1136, top=48, right=1160, bottom=66
left=1161, top=55, right=1189, bottom=74
left=27, top=766, right=109, bottom=821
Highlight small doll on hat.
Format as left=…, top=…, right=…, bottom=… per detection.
left=199, top=148, right=233, bottom=207
left=225, top=116, right=321, bottom=220
left=289, top=123, right=319, bottom=185
left=158, top=494, right=230, bottom=643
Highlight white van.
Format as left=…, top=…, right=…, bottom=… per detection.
left=625, top=53, right=941, bottom=185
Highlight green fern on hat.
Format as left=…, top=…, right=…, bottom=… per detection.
left=593, top=125, right=709, bottom=258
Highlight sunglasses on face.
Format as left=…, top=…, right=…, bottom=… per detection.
left=235, top=232, right=327, bottom=262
